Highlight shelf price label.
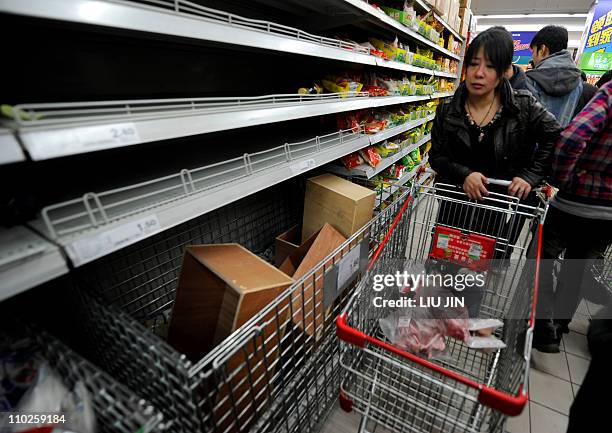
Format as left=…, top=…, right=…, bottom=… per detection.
left=66, top=214, right=161, bottom=267
left=23, top=122, right=141, bottom=160
left=290, top=159, right=316, bottom=175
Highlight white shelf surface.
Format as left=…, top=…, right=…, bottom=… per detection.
left=433, top=91, right=455, bottom=98
left=0, top=128, right=25, bottom=165
left=0, top=226, right=69, bottom=302
left=1, top=0, right=455, bottom=79
left=368, top=114, right=434, bottom=145
left=5, top=93, right=453, bottom=161
left=339, top=0, right=462, bottom=60
left=436, top=71, right=459, bottom=79
left=327, top=129, right=432, bottom=178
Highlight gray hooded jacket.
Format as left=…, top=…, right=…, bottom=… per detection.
left=525, top=50, right=583, bottom=127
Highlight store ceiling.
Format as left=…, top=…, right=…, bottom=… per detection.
left=472, top=0, right=593, bottom=14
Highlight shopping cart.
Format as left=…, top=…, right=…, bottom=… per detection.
left=336, top=179, right=549, bottom=433
left=592, top=245, right=612, bottom=295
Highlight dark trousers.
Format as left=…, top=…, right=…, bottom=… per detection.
left=536, top=206, right=612, bottom=322
left=567, top=304, right=612, bottom=432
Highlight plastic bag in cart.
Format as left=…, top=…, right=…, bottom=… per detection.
left=379, top=282, right=470, bottom=359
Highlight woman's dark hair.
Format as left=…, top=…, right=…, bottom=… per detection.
left=530, top=25, right=568, bottom=55
left=595, top=70, right=612, bottom=88
left=465, top=27, right=513, bottom=78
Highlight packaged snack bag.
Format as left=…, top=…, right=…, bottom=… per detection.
left=341, top=152, right=364, bottom=170
left=359, top=147, right=382, bottom=167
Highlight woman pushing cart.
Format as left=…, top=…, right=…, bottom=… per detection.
left=335, top=27, right=562, bottom=433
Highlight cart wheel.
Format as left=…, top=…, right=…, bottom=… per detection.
left=339, top=389, right=353, bottom=412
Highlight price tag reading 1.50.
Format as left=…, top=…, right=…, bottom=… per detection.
left=66, top=214, right=161, bottom=266
left=24, top=122, right=142, bottom=160
left=137, top=218, right=159, bottom=234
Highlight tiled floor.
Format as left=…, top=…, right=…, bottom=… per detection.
left=506, top=299, right=594, bottom=433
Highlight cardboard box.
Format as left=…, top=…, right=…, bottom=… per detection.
left=461, top=16, right=470, bottom=38
left=281, top=223, right=346, bottom=337
left=167, top=244, right=294, bottom=433
left=302, top=174, right=375, bottom=243
left=436, top=0, right=451, bottom=20
left=433, top=0, right=448, bottom=15
left=460, top=9, right=472, bottom=37
left=168, top=244, right=294, bottom=360
left=380, top=6, right=416, bottom=27
left=275, top=225, right=300, bottom=266
left=448, top=0, right=460, bottom=29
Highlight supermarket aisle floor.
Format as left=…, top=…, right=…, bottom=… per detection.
left=320, top=299, right=600, bottom=433
left=505, top=299, right=599, bottom=433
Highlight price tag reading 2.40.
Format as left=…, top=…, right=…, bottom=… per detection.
left=66, top=214, right=161, bottom=267
left=23, top=122, right=142, bottom=160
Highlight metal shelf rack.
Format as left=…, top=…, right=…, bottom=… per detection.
left=326, top=130, right=432, bottom=179
left=0, top=128, right=24, bottom=165
left=30, top=118, right=432, bottom=267
left=0, top=226, right=70, bottom=302
left=4, top=93, right=452, bottom=160
left=0, top=1, right=464, bottom=430
left=1, top=0, right=460, bottom=78
left=338, top=0, right=462, bottom=60
left=413, top=0, right=464, bottom=42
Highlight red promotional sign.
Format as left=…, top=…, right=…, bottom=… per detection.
left=429, top=226, right=496, bottom=271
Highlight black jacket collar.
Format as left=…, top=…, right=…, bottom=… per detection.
left=446, top=79, right=520, bottom=126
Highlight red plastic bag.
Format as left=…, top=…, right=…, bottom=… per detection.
left=363, top=85, right=388, bottom=97
left=364, top=119, right=387, bottom=134
left=359, top=147, right=382, bottom=167
left=341, top=152, right=364, bottom=170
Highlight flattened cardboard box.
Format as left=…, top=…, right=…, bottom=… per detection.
left=275, top=224, right=300, bottom=267
left=302, top=174, right=375, bottom=243
left=281, top=223, right=346, bottom=338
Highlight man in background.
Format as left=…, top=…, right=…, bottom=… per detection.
left=505, top=63, right=528, bottom=90
left=534, top=82, right=612, bottom=353
left=526, top=25, right=583, bottom=127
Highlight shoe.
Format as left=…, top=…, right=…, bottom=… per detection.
left=533, top=319, right=561, bottom=353
left=554, top=319, right=570, bottom=335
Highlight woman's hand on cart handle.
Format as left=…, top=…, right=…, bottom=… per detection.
left=507, top=177, right=532, bottom=200
left=463, top=172, right=489, bottom=201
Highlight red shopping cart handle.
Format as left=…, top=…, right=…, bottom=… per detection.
left=336, top=314, right=528, bottom=416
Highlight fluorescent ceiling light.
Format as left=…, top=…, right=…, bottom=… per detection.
left=477, top=25, right=586, bottom=31
left=475, top=14, right=588, bottom=19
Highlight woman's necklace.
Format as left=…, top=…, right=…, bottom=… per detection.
left=466, top=96, right=496, bottom=142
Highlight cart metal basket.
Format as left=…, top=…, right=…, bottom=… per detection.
left=0, top=326, right=164, bottom=433
left=592, top=245, right=612, bottom=295
left=336, top=182, right=548, bottom=433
